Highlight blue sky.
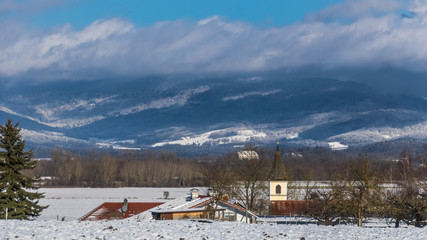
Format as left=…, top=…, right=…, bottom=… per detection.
left=30, top=0, right=346, bottom=29
left=0, top=0, right=425, bottom=89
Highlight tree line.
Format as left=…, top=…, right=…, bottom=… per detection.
left=303, top=154, right=427, bottom=228
left=203, top=147, right=426, bottom=227
left=30, top=143, right=426, bottom=188
left=30, top=149, right=208, bottom=187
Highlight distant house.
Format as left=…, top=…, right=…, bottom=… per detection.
left=79, top=201, right=164, bottom=221
left=151, top=190, right=257, bottom=222
left=151, top=192, right=220, bottom=221
left=151, top=208, right=225, bottom=221
left=237, top=150, right=259, bottom=160
left=192, top=198, right=258, bottom=222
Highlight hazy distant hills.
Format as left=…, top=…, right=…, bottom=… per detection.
left=1, top=75, right=426, bottom=155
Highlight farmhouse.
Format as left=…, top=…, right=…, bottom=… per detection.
left=151, top=189, right=257, bottom=222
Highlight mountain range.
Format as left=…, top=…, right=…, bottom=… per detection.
left=1, top=75, right=426, bottom=156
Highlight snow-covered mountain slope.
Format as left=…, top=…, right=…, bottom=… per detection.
left=1, top=76, right=426, bottom=152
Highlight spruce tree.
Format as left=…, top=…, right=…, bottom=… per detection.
left=0, top=119, right=46, bottom=219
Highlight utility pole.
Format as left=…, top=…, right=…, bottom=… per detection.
left=245, top=205, right=248, bottom=223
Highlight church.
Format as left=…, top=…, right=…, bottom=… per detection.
left=268, top=142, right=308, bottom=216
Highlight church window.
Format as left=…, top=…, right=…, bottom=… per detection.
left=275, top=184, right=281, bottom=194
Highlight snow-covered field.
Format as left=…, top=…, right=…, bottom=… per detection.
left=2, top=219, right=426, bottom=240
left=1, top=188, right=425, bottom=240
left=38, top=188, right=193, bottom=221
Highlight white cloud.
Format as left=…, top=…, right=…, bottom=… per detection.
left=0, top=19, right=134, bottom=76
left=1, top=0, right=427, bottom=80
left=197, top=15, right=220, bottom=26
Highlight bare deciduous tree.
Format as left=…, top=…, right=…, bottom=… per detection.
left=341, top=157, right=382, bottom=227
left=232, top=155, right=269, bottom=214
left=96, top=154, right=118, bottom=187
left=52, top=149, right=83, bottom=185
left=383, top=150, right=427, bottom=227
left=205, top=158, right=236, bottom=219
left=304, top=180, right=347, bottom=226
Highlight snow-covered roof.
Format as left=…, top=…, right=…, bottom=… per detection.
left=150, top=195, right=213, bottom=213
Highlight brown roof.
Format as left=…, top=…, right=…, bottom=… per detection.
left=270, top=200, right=309, bottom=216
left=80, top=202, right=164, bottom=221
left=270, top=143, right=287, bottom=180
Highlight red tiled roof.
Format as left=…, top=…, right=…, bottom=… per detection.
left=80, top=202, right=164, bottom=221
left=270, top=200, right=309, bottom=216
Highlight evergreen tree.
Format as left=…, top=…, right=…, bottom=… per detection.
left=0, top=119, right=46, bottom=219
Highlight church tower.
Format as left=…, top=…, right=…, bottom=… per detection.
left=269, top=142, right=288, bottom=201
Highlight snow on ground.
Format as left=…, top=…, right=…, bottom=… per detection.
left=152, top=128, right=267, bottom=147
left=1, top=219, right=425, bottom=240
left=222, top=89, right=281, bottom=101
left=21, top=129, right=88, bottom=145
left=328, top=121, right=427, bottom=145
left=2, top=188, right=424, bottom=239
left=327, top=141, right=349, bottom=150
left=38, top=188, right=192, bottom=221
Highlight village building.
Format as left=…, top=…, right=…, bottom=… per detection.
left=237, top=150, right=259, bottom=160
left=268, top=142, right=309, bottom=216
left=80, top=143, right=309, bottom=222
left=269, top=142, right=288, bottom=202
left=79, top=188, right=257, bottom=222
left=151, top=189, right=257, bottom=222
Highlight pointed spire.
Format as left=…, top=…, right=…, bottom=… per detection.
left=270, top=142, right=287, bottom=181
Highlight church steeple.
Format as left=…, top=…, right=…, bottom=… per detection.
left=269, top=142, right=288, bottom=202
left=270, top=142, right=287, bottom=181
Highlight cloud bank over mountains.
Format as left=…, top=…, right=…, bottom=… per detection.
left=1, top=0, right=427, bottom=81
